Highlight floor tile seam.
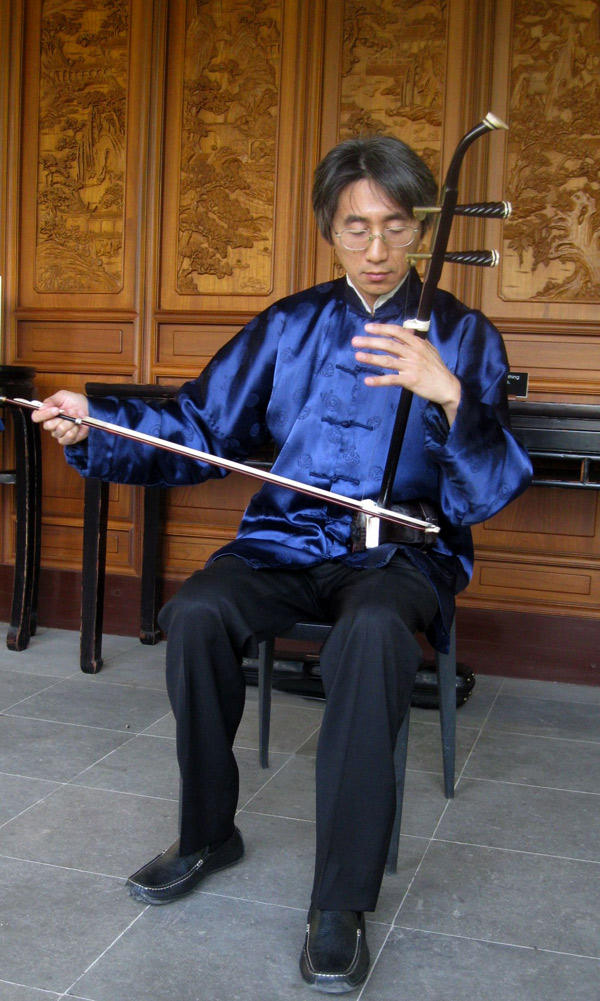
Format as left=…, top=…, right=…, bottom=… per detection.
left=479, top=726, right=600, bottom=745
left=237, top=806, right=316, bottom=824
left=0, top=850, right=128, bottom=881
left=91, top=679, right=169, bottom=692
left=65, top=778, right=179, bottom=802
left=480, top=726, right=600, bottom=746
left=235, top=753, right=298, bottom=811
left=1, top=710, right=164, bottom=735
left=0, top=978, right=59, bottom=999
left=58, top=781, right=179, bottom=804
left=59, top=906, right=149, bottom=1000
left=390, top=923, right=600, bottom=961
left=0, top=780, right=67, bottom=830
left=457, top=773, right=600, bottom=797
left=430, top=835, right=600, bottom=866
left=193, top=888, right=391, bottom=928
left=0, top=676, right=74, bottom=713
left=138, top=714, right=175, bottom=735
left=494, top=688, right=600, bottom=708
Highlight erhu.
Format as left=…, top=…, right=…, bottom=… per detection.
left=353, top=112, right=512, bottom=549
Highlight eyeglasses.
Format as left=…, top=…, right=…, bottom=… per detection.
left=334, top=225, right=420, bottom=251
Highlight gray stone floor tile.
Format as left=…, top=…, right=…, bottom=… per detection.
left=0, top=772, right=60, bottom=827
left=201, top=810, right=316, bottom=908
left=500, top=676, right=600, bottom=706
left=234, top=698, right=323, bottom=755
left=0, top=855, right=141, bottom=995
left=0, top=625, right=136, bottom=677
left=0, top=669, right=64, bottom=712
left=438, top=775, right=600, bottom=860
left=93, top=640, right=168, bottom=689
left=463, top=729, right=600, bottom=793
left=72, top=894, right=389, bottom=1001
left=0, top=983, right=60, bottom=1001
left=0, top=784, right=178, bottom=877
left=397, top=840, right=600, bottom=957
left=0, top=715, right=133, bottom=782
left=394, top=768, right=453, bottom=838
left=70, top=733, right=180, bottom=799
left=141, top=711, right=175, bottom=737
left=4, top=676, right=171, bottom=733
left=361, top=927, right=600, bottom=1001
left=484, top=693, right=600, bottom=741
left=244, top=753, right=317, bottom=821
left=405, top=719, right=479, bottom=774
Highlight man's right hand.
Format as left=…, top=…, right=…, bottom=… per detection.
left=31, top=391, right=90, bottom=446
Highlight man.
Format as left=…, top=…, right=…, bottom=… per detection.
left=34, top=135, right=532, bottom=994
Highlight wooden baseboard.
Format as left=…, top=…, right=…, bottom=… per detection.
left=1, top=564, right=598, bottom=685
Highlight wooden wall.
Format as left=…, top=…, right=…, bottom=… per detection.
left=1, top=0, right=600, bottom=635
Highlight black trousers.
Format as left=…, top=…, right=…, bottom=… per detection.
left=158, top=553, right=438, bottom=912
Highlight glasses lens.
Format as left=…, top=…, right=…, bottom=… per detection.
left=340, top=229, right=369, bottom=250
left=338, top=227, right=416, bottom=250
left=382, top=227, right=417, bottom=248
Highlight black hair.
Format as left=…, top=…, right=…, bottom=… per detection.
left=312, top=135, right=438, bottom=243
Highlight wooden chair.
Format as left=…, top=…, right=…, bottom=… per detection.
left=256, top=618, right=457, bottom=873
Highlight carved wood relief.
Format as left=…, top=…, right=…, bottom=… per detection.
left=34, top=0, right=130, bottom=294
left=500, top=0, right=600, bottom=304
left=176, top=0, right=281, bottom=296
left=340, top=0, right=447, bottom=178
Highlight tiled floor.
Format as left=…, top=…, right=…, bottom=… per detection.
left=1, top=623, right=599, bottom=1001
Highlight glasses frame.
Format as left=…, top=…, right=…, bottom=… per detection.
left=333, top=225, right=421, bottom=252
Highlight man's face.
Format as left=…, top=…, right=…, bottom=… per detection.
left=331, top=178, right=420, bottom=310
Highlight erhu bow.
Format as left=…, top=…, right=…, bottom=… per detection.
left=0, top=396, right=440, bottom=538
left=356, top=112, right=511, bottom=549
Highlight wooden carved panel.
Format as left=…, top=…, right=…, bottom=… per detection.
left=340, top=0, right=447, bottom=179
left=34, top=0, right=129, bottom=294
left=19, top=0, right=149, bottom=309
left=501, top=0, right=600, bottom=304
left=159, top=0, right=316, bottom=313
left=176, top=0, right=281, bottom=297
left=482, top=0, right=600, bottom=326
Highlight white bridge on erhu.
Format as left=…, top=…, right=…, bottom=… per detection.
left=0, top=396, right=441, bottom=544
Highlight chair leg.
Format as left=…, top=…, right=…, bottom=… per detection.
left=385, top=709, right=410, bottom=874
left=258, top=637, right=275, bottom=768
left=436, top=618, right=457, bottom=799
left=139, top=486, right=163, bottom=645
left=80, top=477, right=109, bottom=673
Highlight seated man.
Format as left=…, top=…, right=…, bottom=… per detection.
left=33, top=134, right=532, bottom=994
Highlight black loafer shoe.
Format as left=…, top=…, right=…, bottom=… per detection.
left=300, top=907, right=370, bottom=993
left=126, top=827, right=244, bottom=905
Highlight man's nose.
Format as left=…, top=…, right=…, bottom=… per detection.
left=365, top=234, right=388, bottom=261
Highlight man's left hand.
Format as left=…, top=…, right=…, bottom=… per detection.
left=352, top=322, right=461, bottom=426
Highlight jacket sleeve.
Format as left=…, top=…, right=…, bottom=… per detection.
left=65, top=307, right=283, bottom=487
left=422, top=308, right=532, bottom=526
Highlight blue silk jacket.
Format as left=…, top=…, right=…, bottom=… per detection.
left=66, top=273, right=532, bottom=649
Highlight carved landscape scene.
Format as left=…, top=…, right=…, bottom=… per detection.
left=35, top=0, right=128, bottom=293
left=502, top=0, right=600, bottom=302
left=176, top=0, right=281, bottom=296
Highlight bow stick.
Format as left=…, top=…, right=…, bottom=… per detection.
left=372, top=112, right=510, bottom=529
left=0, top=396, right=440, bottom=537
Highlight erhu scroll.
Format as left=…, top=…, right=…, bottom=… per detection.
left=354, top=112, right=511, bottom=550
